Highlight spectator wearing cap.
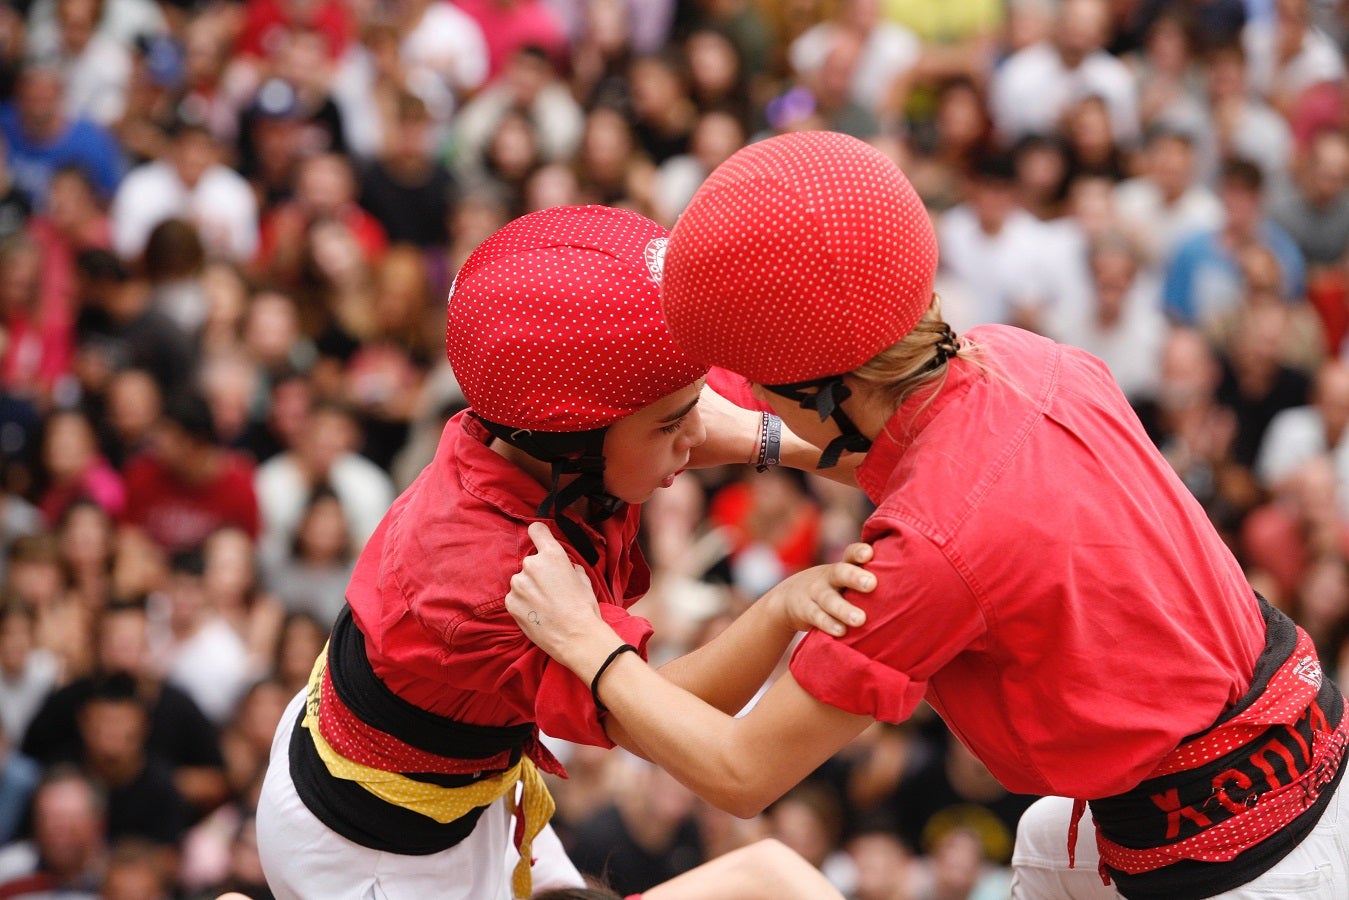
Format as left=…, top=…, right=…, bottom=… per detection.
left=235, top=76, right=308, bottom=210
left=110, top=117, right=257, bottom=265
left=120, top=391, right=260, bottom=555
left=45, top=0, right=133, bottom=129
left=0, top=63, right=123, bottom=208
left=989, top=0, right=1139, bottom=146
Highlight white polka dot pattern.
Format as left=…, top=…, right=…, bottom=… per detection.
left=663, top=131, right=939, bottom=385
left=446, top=205, right=706, bottom=431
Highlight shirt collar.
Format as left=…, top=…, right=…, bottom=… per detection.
left=855, top=357, right=979, bottom=505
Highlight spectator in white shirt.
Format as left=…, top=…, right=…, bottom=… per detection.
left=43, top=0, right=131, bottom=128
left=1049, top=230, right=1168, bottom=404
left=1114, top=125, right=1224, bottom=270
left=1255, top=359, right=1349, bottom=496
left=109, top=119, right=258, bottom=264
left=939, top=154, right=1088, bottom=332
left=253, top=401, right=394, bottom=574
left=788, top=0, right=921, bottom=117
left=989, top=0, right=1139, bottom=146
left=1242, top=0, right=1345, bottom=114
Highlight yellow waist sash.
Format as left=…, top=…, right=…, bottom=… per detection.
left=302, top=645, right=554, bottom=898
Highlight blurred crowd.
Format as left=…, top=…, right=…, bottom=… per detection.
left=0, top=0, right=1347, bottom=897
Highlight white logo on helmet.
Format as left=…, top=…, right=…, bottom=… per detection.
left=644, top=238, right=668, bottom=283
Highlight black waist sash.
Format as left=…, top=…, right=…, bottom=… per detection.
left=289, top=606, right=536, bottom=855
left=1091, top=599, right=1346, bottom=899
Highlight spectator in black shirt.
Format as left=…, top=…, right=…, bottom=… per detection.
left=357, top=91, right=454, bottom=247
left=71, top=249, right=195, bottom=400
left=72, top=672, right=191, bottom=855
left=22, top=599, right=229, bottom=816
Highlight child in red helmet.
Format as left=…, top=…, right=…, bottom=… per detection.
left=507, top=133, right=1349, bottom=899
left=255, top=204, right=875, bottom=899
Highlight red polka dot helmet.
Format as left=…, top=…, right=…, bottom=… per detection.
left=446, top=205, right=706, bottom=561
left=662, top=131, right=938, bottom=466
left=663, top=131, right=937, bottom=384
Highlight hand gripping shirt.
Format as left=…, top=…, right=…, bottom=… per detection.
left=790, top=325, right=1264, bottom=800
left=345, top=411, right=655, bottom=749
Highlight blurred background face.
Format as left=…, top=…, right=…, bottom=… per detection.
left=80, top=698, right=147, bottom=772
left=0, top=241, right=39, bottom=317
left=97, top=609, right=149, bottom=674
left=0, top=608, right=34, bottom=675
left=204, top=528, right=256, bottom=602
left=18, top=70, right=65, bottom=138
left=56, top=0, right=99, bottom=55
left=43, top=412, right=98, bottom=483
left=59, top=502, right=114, bottom=572
left=33, top=779, right=103, bottom=876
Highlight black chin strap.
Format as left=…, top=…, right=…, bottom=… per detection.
left=477, top=416, right=622, bottom=566
left=764, top=377, right=873, bottom=469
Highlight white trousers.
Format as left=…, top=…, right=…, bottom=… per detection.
left=1010, top=779, right=1349, bottom=899
left=256, top=690, right=584, bottom=900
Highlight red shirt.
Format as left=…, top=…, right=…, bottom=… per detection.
left=121, top=451, right=260, bottom=551
left=349, top=413, right=654, bottom=748
left=790, top=325, right=1264, bottom=799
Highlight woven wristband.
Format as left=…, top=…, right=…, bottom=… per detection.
left=591, top=643, right=638, bottom=713
left=756, top=413, right=783, bottom=473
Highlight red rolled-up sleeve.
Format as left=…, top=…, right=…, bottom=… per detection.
left=533, top=604, right=655, bottom=747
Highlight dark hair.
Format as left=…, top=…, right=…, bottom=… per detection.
left=0, top=597, right=36, bottom=627
left=531, top=890, right=622, bottom=900
left=74, top=248, right=129, bottom=285
left=161, top=391, right=217, bottom=443
left=84, top=670, right=142, bottom=707
left=143, top=218, right=205, bottom=282
left=971, top=151, right=1017, bottom=184
left=168, top=547, right=206, bottom=578
left=1219, top=157, right=1264, bottom=193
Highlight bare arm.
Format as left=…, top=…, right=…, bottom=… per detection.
left=643, top=541, right=874, bottom=718
left=644, top=838, right=846, bottom=900
left=508, top=525, right=874, bottom=815
left=691, top=383, right=862, bottom=487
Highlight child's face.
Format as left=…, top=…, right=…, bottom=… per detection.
left=602, top=380, right=707, bottom=504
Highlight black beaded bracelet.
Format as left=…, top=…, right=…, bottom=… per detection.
left=591, top=643, right=639, bottom=714
left=756, top=413, right=783, bottom=473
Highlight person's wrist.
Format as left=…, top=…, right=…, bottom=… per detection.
left=590, top=642, right=639, bottom=713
